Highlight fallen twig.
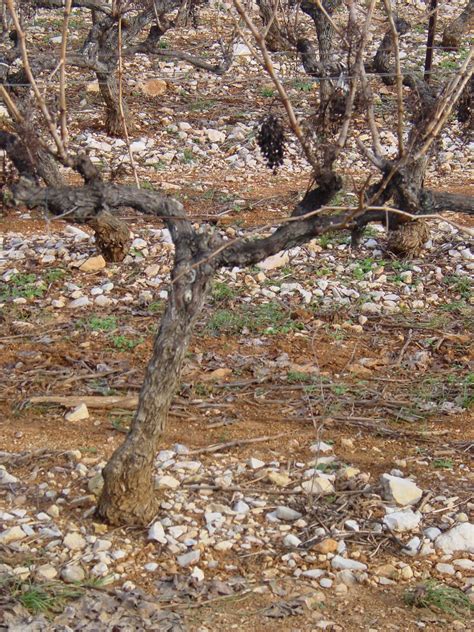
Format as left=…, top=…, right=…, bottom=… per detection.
left=188, top=433, right=286, bottom=455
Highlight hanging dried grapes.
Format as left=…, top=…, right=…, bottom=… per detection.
left=256, top=114, right=286, bottom=172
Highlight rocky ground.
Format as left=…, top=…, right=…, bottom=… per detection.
left=1, top=1, right=473, bottom=630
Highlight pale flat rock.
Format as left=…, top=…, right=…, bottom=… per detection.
left=435, top=562, right=455, bottom=575
left=383, top=509, right=422, bottom=532
left=148, top=521, right=167, bottom=544
left=331, top=556, right=367, bottom=571
left=79, top=255, right=106, bottom=273
left=310, top=441, right=333, bottom=454
left=381, top=474, right=423, bottom=506
left=177, top=549, right=200, bottom=567
left=0, top=526, right=27, bottom=544
left=62, top=564, right=85, bottom=583
left=63, top=532, right=86, bottom=551
left=36, top=564, right=58, bottom=580
left=283, top=534, right=302, bottom=547
left=207, top=129, right=226, bottom=143
left=87, top=473, right=104, bottom=495
left=435, top=523, right=474, bottom=555
left=275, top=506, right=302, bottom=521
left=0, top=469, right=19, bottom=484
left=257, top=252, right=289, bottom=271
left=267, top=471, right=291, bottom=487
left=155, top=475, right=180, bottom=490
left=301, top=477, right=335, bottom=495
left=65, top=403, right=89, bottom=422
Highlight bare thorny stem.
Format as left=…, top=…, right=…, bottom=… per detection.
left=117, top=11, right=140, bottom=188
left=335, top=0, right=377, bottom=154
left=5, top=0, right=68, bottom=163
left=59, top=0, right=73, bottom=147
left=414, top=46, right=473, bottom=160
left=231, top=0, right=320, bottom=174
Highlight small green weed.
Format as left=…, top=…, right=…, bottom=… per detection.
left=182, top=148, right=195, bottom=164
left=432, top=458, right=454, bottom=469
left=404, top=581, right=473, bottom=617
left=83, top=315, right=117, bottom=332
left=189, top=98, right=216, bottom=112
left=261, top=87, right=274, bottom=97
left=0, top=273, right=46, bottom=301
left=110, top=335, right=143, bottom=351
left=211, top=282, right=236, bottom=302
left=148, top=301, right=164, bottom=314
left=287, top=370, right=315, bottom=384
left=292, top=79, right=313, bottom=92
left=44, top=268, right=66, bottom=284
left=444, top=274, right=472, bottom=299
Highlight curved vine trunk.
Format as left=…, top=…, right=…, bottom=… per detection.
left=301, top=0, right=343, bottom=106
left=441, top=0, right=474, bottom=51
left=256, top=0, right=288, bottom=51
left=96, top=262, right=212, bottom=526
left=97, top=70, right=130, bottom=137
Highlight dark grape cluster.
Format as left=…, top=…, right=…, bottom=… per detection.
left=256, top=115, right=285, bottom=172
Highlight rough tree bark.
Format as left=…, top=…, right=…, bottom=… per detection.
left=441, top=0, right=474, bottom=51
left=96, top=259, right=213, bottom=524
left=88, top=210, right=131, bottom=262
left=300, top=0, right=344, bottom=105
left=96, top=69, right=129, bottom=137
left=256, top=0, right=290, bottom=52
left=372, top=16, right=410, bottom=85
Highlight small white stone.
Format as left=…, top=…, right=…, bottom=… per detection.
left=424, top=527, right=441, bottom=541
left=177, top=549, right=200, bottom=567
left=63, top=532, right=86, bottom=551
left=283, top=534, right=302, bottom=548
left=436, top=563, right=455, bottom=575
left=65, top=403, right=89, bottom=422
left=301, top=478, right=335, bottom=495
left=320, top=578, right=333, bottom=588
left=381, top=474, right=423, bottom=506
left=68, top=296, right=90, bottom=309
left=331, top=556, right=367, bottom=571
left=155, top=475, right=180, bottom=490
left=310, top=441, right=333, bottom=454
left=435, top=523, right=474, bottom=555
left=191, top=566, right=205, bottom=582
left=0, top=526, right=27, bottom=544
left=61, top=564, right=85, bottom=583
left=144, top=562, right=158, bottom=572
left=233, top=501, right=250, bottom=514
left=148, top=521, right=167, bottom=544
left=0, top=469, right=19, bottom=484
left=302, top=569, right=325, bottom=579
left=257, top=252, right=289, bottom=271
left=94, top=539, right=112, bottom=553
left=453, top=559, right=474, bottom=571
left=214, top=540, right=234, bottom=551
left=36, top=564, right=58, bottom=580
left=383, top=509, right=422, bottom=532
left=248, top=457, right=265, bottom=469
left=206, top=129, right=226, bottom=143
left=275, top=506, right=303, bottom=521
left=344, top=520, right=359, bottom=532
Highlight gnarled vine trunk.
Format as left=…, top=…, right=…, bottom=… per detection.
left=88, top=209, right=131, bottom=262
left=97, top=70, right=130, bottom=138
left=301, top=0, right=343, bottom=106
left=441, top=0, right=474, bottom=51
left=96, top=260, right=213, bottom=525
